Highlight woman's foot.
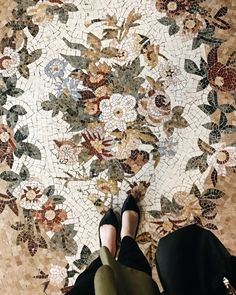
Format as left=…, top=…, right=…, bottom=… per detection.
left=120, top=210, right=139, bottom=240
left=99, top=224, right=117, bottom=257
left=98, top=209, right=119, bottom=257
left=120, top=196, right=140, bottom=240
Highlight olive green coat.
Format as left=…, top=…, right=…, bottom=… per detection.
left=94, top=246, right=160, bottom=295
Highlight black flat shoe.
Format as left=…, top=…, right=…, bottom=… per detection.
left=121, top=195, right=140, bottom=238
left=98, top=208, right=119, bottom=248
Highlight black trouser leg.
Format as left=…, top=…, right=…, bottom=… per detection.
left=118, top=235, right=152, bottom=276
left=65, top=257, right=101, bottom=295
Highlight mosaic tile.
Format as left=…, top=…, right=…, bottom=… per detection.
left=0, top=0, right=235, bottom=293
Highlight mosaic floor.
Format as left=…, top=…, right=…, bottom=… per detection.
left=0, top=0, right=235, bottom=294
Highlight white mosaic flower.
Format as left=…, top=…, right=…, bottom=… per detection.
left=109, top=33, right=141, bottom=64
left=48, top=264, right=67, bottom=286
left=158, top=61, right=185, bottom=89
left=0, top=47, right=20, bottom=77
left=14, top=178, right=48, bottom=210
left=99, top=94, right=137, bottom=133
left=207, top=143, right=236, bottom=176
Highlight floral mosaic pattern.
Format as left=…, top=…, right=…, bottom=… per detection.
left=0, top=0, right=235, bottom=293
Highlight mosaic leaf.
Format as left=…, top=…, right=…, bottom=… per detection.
left=62, top=37, right=87, bottom=51
left=59, top=10, right=69, bottom=24
left=221, top=125, right=236, bottom=133
left=207, top=90, right=218, bottom=106
left=63, top=3, right=78, bottom=12
left=158, top=17, right=174, bottom=26
left=184, top=59, right=203, bottom=76
left=0, top=171, right=20, bottom=182
left=19, top=164, right=30, bottom=181
left=14, top=125, right=29, bottom=142
left=148, top=210, right=162, bottom=219
left=169, top=23, right=180, bottom=36
left=51, top=195, right=66, bottom=204
left=21, top=142, right=41, bottom=160
left=107, top=160, right=124, bottom=182
left=160, top=195, right=173, bottom=213
left=7, top=88, right=24, bottom=98
left=201, top=188, right=225, bottom=199
left=26, top=49, right=42, bottom=65
left=18, top=65, right=30, bottom=79
left=136, top=232, right=153, bottom=244
left=209, top=129, right=221, bottom=144
left=211, top=169, right=218, bottom=187
left=219, top=104, right=236, bottom=113
left=44, top=185, right=55, bottom=197
left=197, top=77, right=209, bottom=91
left=10, top=105, right=27, bottom=115
left=198, top=104, right=216, bottom=114
left=197, top=139, right=215, bottom=155
left=6, top=112, right=18, bottom=128
left=61, top=54, right=88, bottom=69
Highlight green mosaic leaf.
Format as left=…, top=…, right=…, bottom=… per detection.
left=63, top=3, right=78, bottom=12
left=209, top=129, right=221, bottom=144
left=63, top=37, right=87, bottom=51
left=184, top=59, right=202, bottom=76
left=0, top=171, right=20, bottom=182
left=207, top=90, right=218, bottom=106
left=197, top=77, right=209, bottom=91
left=169, top=23, right=180, bottom=36
left=18, top=64, right=30, bottom=79
left=44, top=185, right=55, bottom=196
left=158, top=17, right=175, bottom=26
left=61, top=54, right=88, bottom=69
left=26, top=49, right=42, bottom=65
left=51, top=195, right=66, bottom=204
left=219, top=104, right=236, bottom=113
left=7, top=88, right=24, bottom=97
left=186, top=155, right=203, bottom=171
left=160, top=195, right=173, bottom=214
left=221, top=125, right=236, bottom=133
left=59, top=9, right=69, bottom=24
left=19, top=164, right=30, bottom=181
left=10, top=105, right=27, bottom=115
left=6, top=111, right=18, bottom=128
left=21, top=143, right=41, bottom=160
left=14, top=125, right=29, bottom=142
left=198, top=104, right=216, bottom=114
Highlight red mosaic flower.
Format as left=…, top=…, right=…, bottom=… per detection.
left=207, top=47, right=236, bottom=92
left=156, top=0, right=188, bottom=17
left=0, top=124, right=17, bottom=168
left=81, top=128, right=113, bottom=160
left=33, top=200, right=67, bottom=232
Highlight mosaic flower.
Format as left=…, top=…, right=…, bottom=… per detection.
left=83, top=72, right=108, bottom=91
left=127, top=181, right=150, bottom=202
left=182, top=13, right=205, bottom=35
left=48, top=264, right=67, bottom=286
left=0, top=0, right=17, bottom=42
left=207, top=143, right=236, bottom=176
left=137, top=90, right=171, bottom=126
left=208, top=63, right=236, bottom=93
left=99, top=94, right=137, bottom=132
left=44, top=58, right=67, bottom=78
left=96, top=178, right=119, bottom=195
left=109, top=34, right=142, bottom=64
left=158, top=137, right=178, bottom=157
left=151, top=214, right=187, bottom=235
left=81, top=128, right=113, bottom=160
left=54, top=139, right=81, bottom=165
left=55, top=77, right=82, bottom=100
left=174, top=191, right=201, bottom=220
left=0, top=47, right=20, bottom=77
left=27, top=1, right=54, bottom=25
left=13, top=179, right=48, bottom=210
left=0, top=124, right=16, bottom=168
left=112, top=134, right=141, bottom=160
left=158, top=61, right=183, bottom=88
left=120, top=149, right=149, bottom=174
left=33, top=200, right=67, bottom=232
left=156, top=0, right=188, bottom=17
